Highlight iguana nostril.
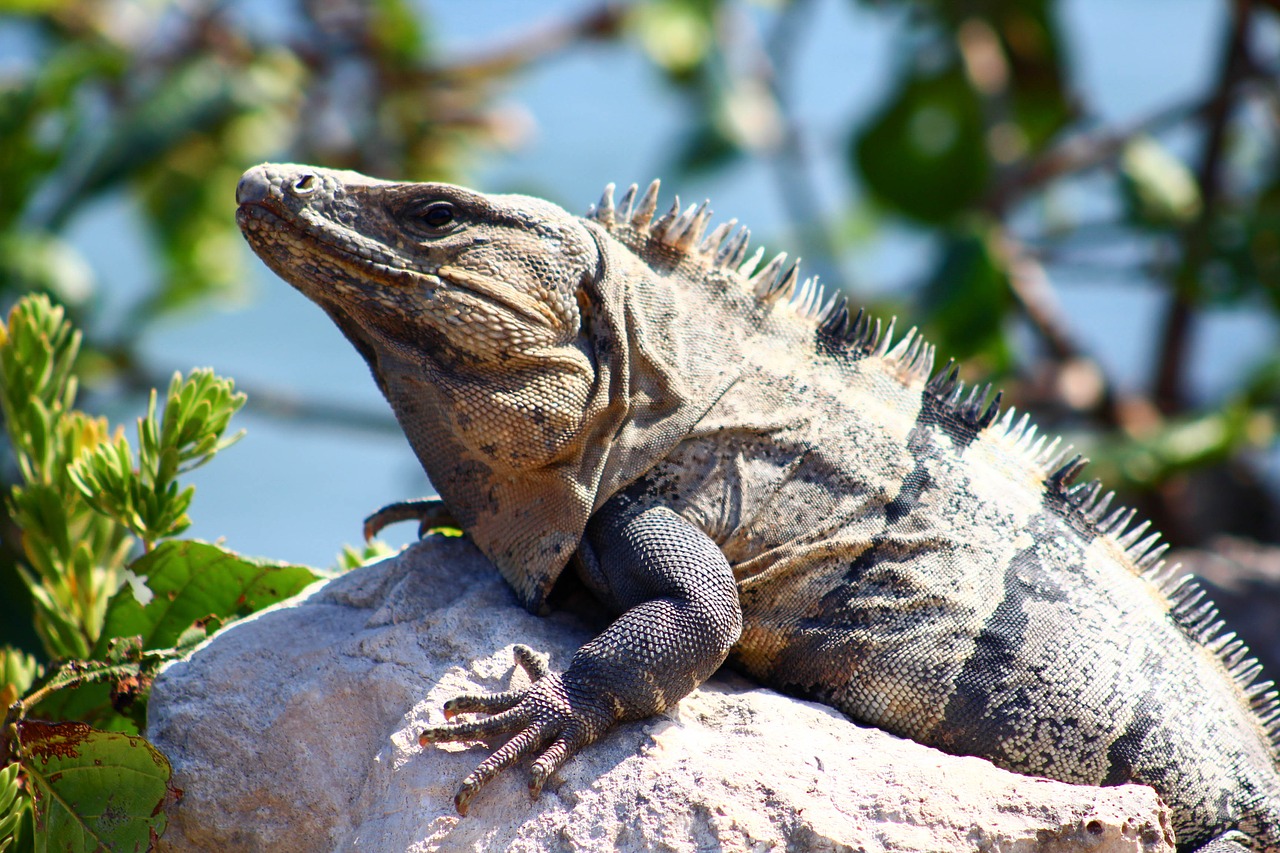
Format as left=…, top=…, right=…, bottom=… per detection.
left=235, top=168, right=272, bottom=205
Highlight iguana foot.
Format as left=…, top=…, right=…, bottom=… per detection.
left=418, top=645, right=617, bottom=816
left=362, top=498, right=457, bottom=541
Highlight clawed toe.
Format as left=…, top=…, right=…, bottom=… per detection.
left=417, top=646, right=611, bottom=816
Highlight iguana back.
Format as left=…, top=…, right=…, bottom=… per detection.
left=587, top=184, right=1280, bottom=851
left=236, top=164, right=1280, bottom=851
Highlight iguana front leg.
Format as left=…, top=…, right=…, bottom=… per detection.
left=418, top=494, right=743, bottom=815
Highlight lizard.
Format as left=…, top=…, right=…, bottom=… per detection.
left=235, top=162, right=1280, bottom=852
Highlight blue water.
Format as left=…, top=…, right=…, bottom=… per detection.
left=41, top=0, right=1280, bottom=566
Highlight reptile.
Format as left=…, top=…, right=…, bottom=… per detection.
left=235, top=162, right=1280, bottom=851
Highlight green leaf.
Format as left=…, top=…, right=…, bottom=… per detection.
left=1, top=647, right=42, bottom=710
left=0, top=762, right=31, bottom=853
left=66, top=368, right=244, bottom=545
left=0, top=295, right=80, bottom=443
left=919, top=225, right=1013, bottom=365
left=15, top=720, right=177, bottom=852
left=21, top=634, right=197, bottom=732
left=1120, top=135, right=1202, bottom=229
left=336, top=540, right=399, bottom=571
left=93, top=541, right=320, bottom=657
left=628, top=0, right=714, bottom=77
left=368, top=0, right=427, bottom=64
left=852, top=63, right=989, bottom=224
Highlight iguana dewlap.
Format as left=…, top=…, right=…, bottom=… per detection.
left=236, top=163, right=1280, bottom=852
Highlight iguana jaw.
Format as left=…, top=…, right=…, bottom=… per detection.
left=236, top=200, right=444, bottom=293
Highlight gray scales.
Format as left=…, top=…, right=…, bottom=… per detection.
left=235, top=163, right=1280, bottom=852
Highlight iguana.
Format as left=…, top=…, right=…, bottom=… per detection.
left=235, top=162, right=1280, bottom=852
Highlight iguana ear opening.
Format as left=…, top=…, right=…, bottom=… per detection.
left=575, top=285, right=594, bottom=336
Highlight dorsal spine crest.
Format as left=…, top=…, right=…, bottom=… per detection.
left=586, top=180, right=1280, bottom=752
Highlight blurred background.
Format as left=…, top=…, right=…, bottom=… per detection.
left=1, top=0, right=1278, bottom=661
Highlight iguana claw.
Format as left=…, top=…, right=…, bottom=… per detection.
left=418, top=645, right=615, bottom=816
left=362, top=498, right=457, bottom=541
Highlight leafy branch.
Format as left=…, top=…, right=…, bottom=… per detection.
left=0, top=294, right=319, bottom=850
left=68, top=370, right=245, bottom=551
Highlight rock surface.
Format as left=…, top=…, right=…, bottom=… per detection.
left=148, top=537, right=1174, bottom=852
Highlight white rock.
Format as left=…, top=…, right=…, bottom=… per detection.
left=148, top=537, right=1174, bottom=852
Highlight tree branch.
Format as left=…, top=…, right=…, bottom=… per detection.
left=424, top=3, right=626, bottom=81
left=1152, top=0, right=1256, bottom=414
left=986, top=97, right=1207, bottom=212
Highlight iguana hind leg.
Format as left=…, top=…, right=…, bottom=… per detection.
left=418, top=494, right=743, bottom=815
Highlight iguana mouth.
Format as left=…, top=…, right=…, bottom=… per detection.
left=236, top=200, right=441, bottom=290
left=237, top=201, right=561, bottom=329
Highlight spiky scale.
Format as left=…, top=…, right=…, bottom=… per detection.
left=701, top=219, right=737, bottom=257
left=674, top=201, right=713, bottom=252
left=758, top=265, right=794, bottom=303
left=739, top=246, right=766, bottom=278
left=1117, top=520, right=1153, bottom=550
left=631, top=179, right=661, bottom=230
left=845, top=306, right=868, bottom=345
left=795, top=276, right=825, bottom=318
left=749, top=252, right=788, bottom=299
left=721, top=227, right=751, bottom=267
left=1048, top=455, right=1088, bottom=491
left=862, top=316, right=883, bottom=352
left=651, top=196, right=683, bottom=241
left=977, top=391, right=1002, bottom=428
left=1085, top=489, right=1116, bottom=523
left=617, top=183, right=638, bottom=221
left=817, top=297, right=850, bottom=339
left=928, top=360, right=961, bottom=396
left=662, top=202, right=698, bottom=246
left=873, top=318, right=897, bottom=357
left=1196, top=618, right=1226, bottom=643
left=885, top=327, right=918, bottom=364
left=1136, top=542, right=1169, bottom=569
left=813, top=290, right=839, bottom=324
left=594, top=183, right=616, bottom=227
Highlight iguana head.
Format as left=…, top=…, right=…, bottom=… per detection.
left=235, top=164, right=739, bottom=609
left=236, top=163, right=592, bottom=370
left=236, top=164, right=604, bottom=470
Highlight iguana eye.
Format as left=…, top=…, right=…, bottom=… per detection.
left=416, top=202, right=457, bottom=231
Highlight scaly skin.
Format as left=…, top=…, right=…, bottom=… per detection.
left=237, top=163, right=1280, bottom=851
